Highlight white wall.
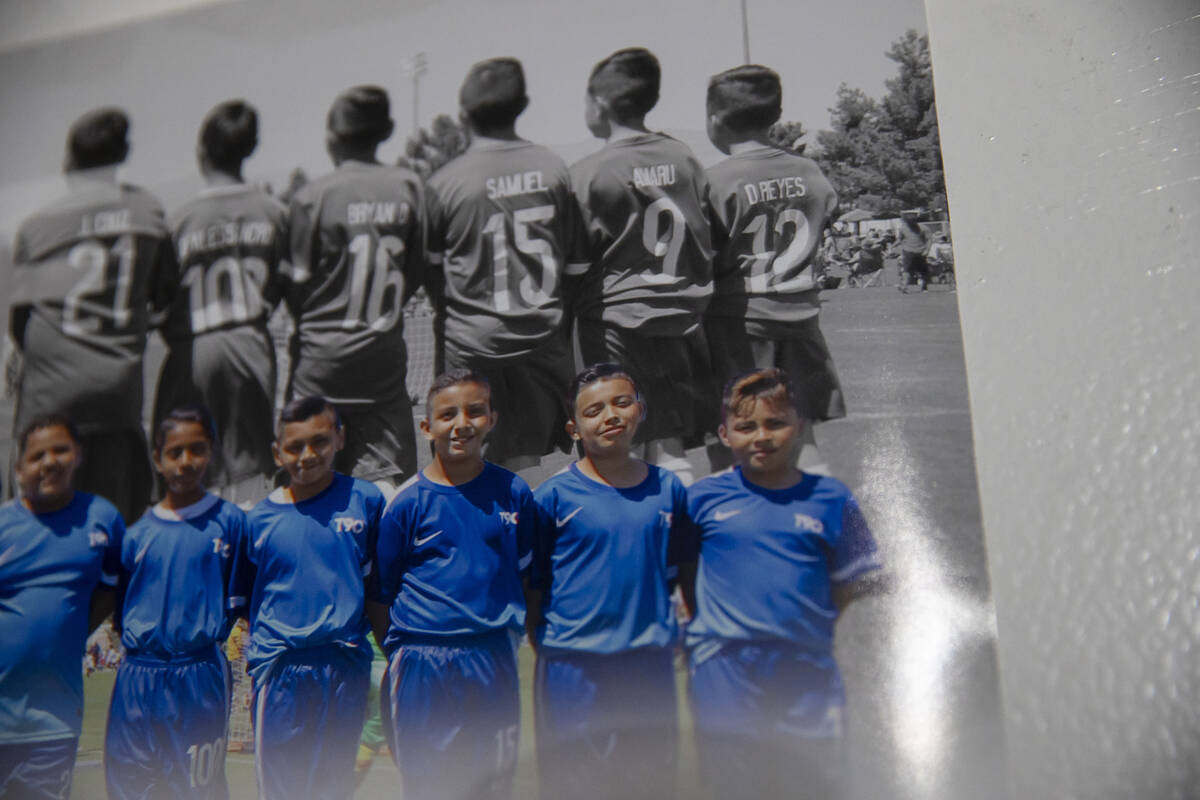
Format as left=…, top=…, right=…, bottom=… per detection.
left=924, top=1, right=1199, bottom=797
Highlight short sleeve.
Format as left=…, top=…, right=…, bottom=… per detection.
left=666, top=476, right=700, bottom=568
left=373, top=498, right=412, bottom=605
left=515, top=482, right=537, bottom=579
left=99, top=510, right=126, bottom=589
left=528, top=486, right=558, bottom=592
left=361, top=488, right=386, bottom=597
left=829, top=494, right=883, bottom=584
left=227, top=517, right=257, bottom=615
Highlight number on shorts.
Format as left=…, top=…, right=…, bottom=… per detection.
left=482, top=205, right=559, bottom=312
left=181, top=256, right=269, bottom=333
left=63, top=235, right=135, bottom=336
left=743, top=209, right=813, bottom=293
left=494, top=724, right=518, bottom=770
left=187, top=736, right=225, bottom=788
left=640, top=196, right=685, bottom=284
left=344, top=233, right=405, bottom=331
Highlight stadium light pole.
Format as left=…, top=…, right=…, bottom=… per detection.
left=400, top=52, right=428, bottom=136
left=740, top=0, right=750, bottom=63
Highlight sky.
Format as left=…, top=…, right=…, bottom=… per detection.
left=0, top=0, right=928, bottom=237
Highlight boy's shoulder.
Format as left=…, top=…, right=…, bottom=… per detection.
left=431, top=140, right=567, bottom=189
left=170, top=184, right=287, bottom=230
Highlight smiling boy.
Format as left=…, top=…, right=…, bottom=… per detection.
left=373, top=369, right=535, bottom=800
left=683, top=368, right=882, bottom=799
left=230, top=396, right=385, bottom=800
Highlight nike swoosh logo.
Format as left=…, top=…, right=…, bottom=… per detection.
left=556, top=507, right=583, bottom=528
left=414, top=530, right=444, bottom=547
left=134, top=543, right=150, bottom=564
left=714, top=508, right=743, bottom=521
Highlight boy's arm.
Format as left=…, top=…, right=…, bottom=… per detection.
left=830, top=495, right=886, bottom=615
left=522, top=580, right=543, bottom=656
left=365, top=600, right=390, bottom=650
left=832, top=572, right=889, bottom=614
left=676, top=562, right=698, bottom=622
left=91, top=509, right=125, bottom=634
left=89, top=587, right=117, bottom=635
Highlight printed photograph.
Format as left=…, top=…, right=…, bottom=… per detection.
left=0, top=1, right=1005, bottom=798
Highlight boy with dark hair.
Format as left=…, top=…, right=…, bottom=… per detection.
left=0, top=414, right=123, bottom=799
left=230, top=395, right=385, bottom=800
left=105, top=405, right=247, bottom=799
left=703, top=65, right=846, bottom=475
left=374, top=369, right=536, bottom=800
left=156, top=100, right=289, bottom=505
left=284, top=86, right=426, bottom=499
left=684, top=367, right=882, bottom=800
left=569, top=47, right=715, bottom=485
left=425, top=57, right=588, bottom=475
left=6, top=107, right=177, bottom=521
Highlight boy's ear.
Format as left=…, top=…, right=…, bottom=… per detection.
left=717, top=423, right=731, bottom=448
left=419, top=417, right=434, bottom=441
left=565, top=419, right=579, bottom=441
left=271, top=442, right=284, bottom=469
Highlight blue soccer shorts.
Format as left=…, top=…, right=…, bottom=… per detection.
left=535, top=647, right=678, bottom=800
left=105, top=648, right=231, bottom=800
left=252, top=644, right=370, bottom=800
left=383, top=631, right=520, bottom=800
left=689, top=640, right=850, bottom=800
left=0, top=738, right=77, bottom=799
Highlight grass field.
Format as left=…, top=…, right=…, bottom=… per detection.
left=8, top=273, right=1006, bottom=800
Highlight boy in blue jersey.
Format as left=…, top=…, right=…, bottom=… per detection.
left=1, top=415, right=123, bottom=799
left=229, top=396, right=384, bottom=800
left=105, top=406, right=246, bottom=800
left=527, top=363, right=697, bottom=800
left=570, top=48, right=716, bottom=485
left=684, top=368, right=883, bottom=799
left=373, top=369, right=536, bottom=800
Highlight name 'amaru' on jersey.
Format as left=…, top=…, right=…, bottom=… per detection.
left=426, top=140, right=588, bottom=360
left=706, top=146, right=838, bottom=336
left=9, top=181, right=176, bottom=433
left=285, top=161, right=426, bottom=406
left=570, top=132, right=714, bottom=336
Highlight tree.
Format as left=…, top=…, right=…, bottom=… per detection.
left=811, top=30, right=947, bottom=218
left=767, top=120, right=807, bottom=154
left=397, top=114, right=469, bottom=178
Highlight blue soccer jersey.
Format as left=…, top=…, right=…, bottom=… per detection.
left=0, top=494, right=123, bottom=744
left=231, top=474, right=383, bottom=678
left=375, top=464, right=534, bottom=650
left=685, top=468, right=882, bottom=660
left=531, top=463, right=695, bottom=654
left=118, top=493, right=246, bottom=657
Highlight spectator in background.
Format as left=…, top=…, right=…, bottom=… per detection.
left=898, top=214, right=930, bottom=292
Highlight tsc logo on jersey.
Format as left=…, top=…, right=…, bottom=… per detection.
left=333, top=517, right=366, bottom=534
left=88, top=530, right=109, bottom=548
left=499, top=511, right=519, bottom=525
left=211, top=537, right=233, bottom=558
left=794, top=513, right=825, bottom=534
left=658, top=511, right=673, bottom=527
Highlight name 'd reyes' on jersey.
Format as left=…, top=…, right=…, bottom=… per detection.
left=743, top=176, right=808, bottom=205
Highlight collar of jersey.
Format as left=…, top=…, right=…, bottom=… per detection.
left=153, top=492, right=220, bottom=521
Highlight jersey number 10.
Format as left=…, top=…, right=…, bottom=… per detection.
left=181, top=256, right=268, bottom=333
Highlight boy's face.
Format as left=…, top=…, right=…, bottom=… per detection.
left=567, top=377, right=642, bottom=455
left=719, top=396, right=804, bottom=478
left=17, top=424, right=81, bottom=508
left=584, top=91, right=611, bottom=139
left=154, top=421, right=213, bottom=499
left=421, top=381, right=496, bottom=466
left=273, top=410, right=343, bottom=493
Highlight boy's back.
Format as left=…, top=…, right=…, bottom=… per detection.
left=11, top=182, right=176, bottom=435
left=706, top=146, right=837, bottom=335
left=286, top=162, right=425, bottom=407
left=570, top=132, right=713, bottom=336
left=427, top=141, right=584, bottom=361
